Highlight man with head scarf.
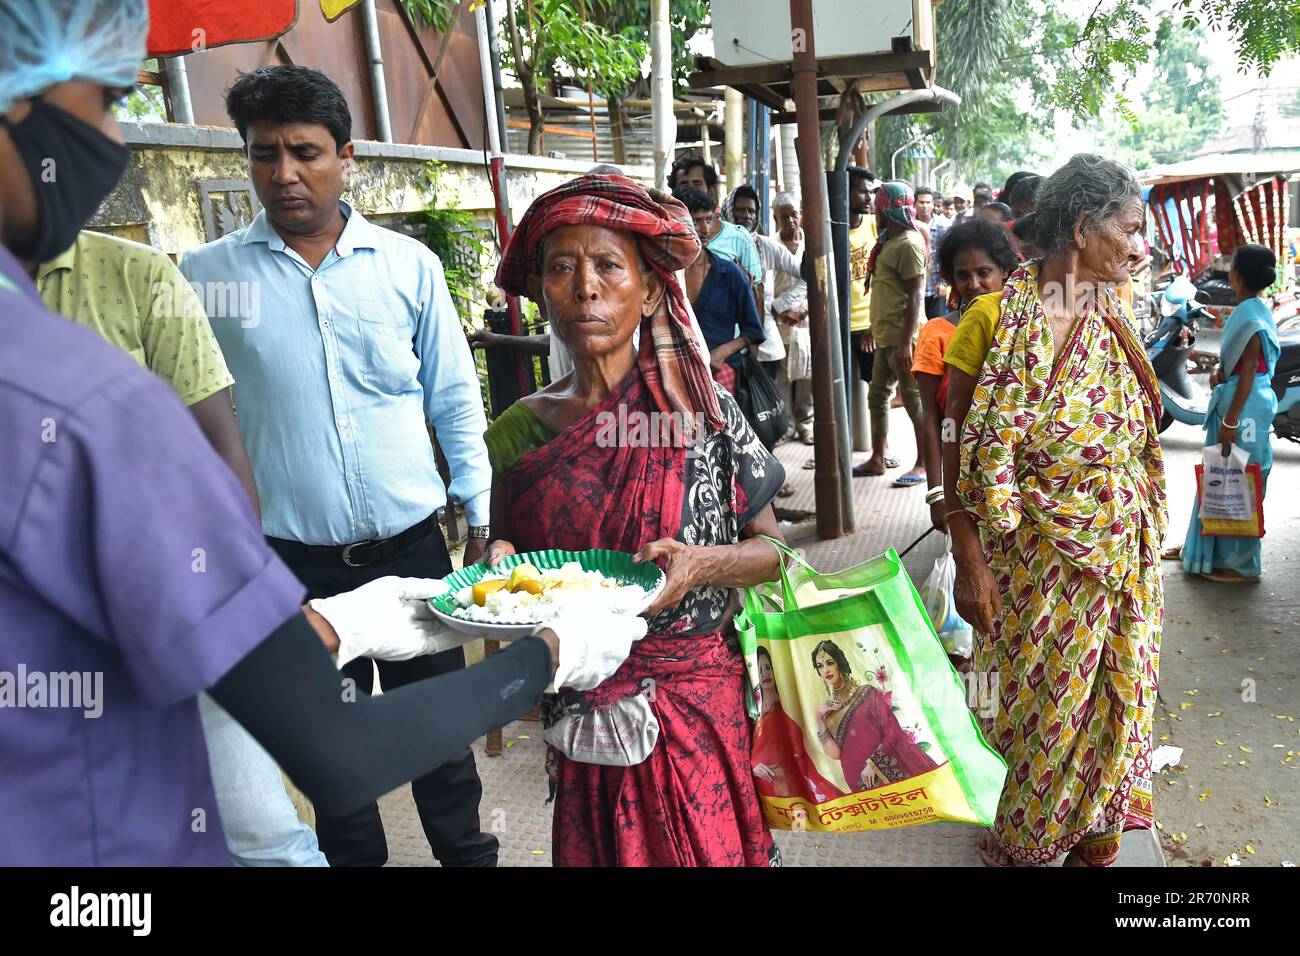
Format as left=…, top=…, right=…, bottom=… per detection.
left=0, top=0, right=638, bottom=866
left=856, top=181, right=928, bottom=485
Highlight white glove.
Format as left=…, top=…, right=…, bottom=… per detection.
left=308, top=576, right=466, bottom=668
left=537, top=608, right=648, bottom=692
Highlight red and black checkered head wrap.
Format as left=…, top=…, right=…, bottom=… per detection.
left=495, top=173, right=722, bottom=430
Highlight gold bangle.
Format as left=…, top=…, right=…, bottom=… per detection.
left=944, top=508, right=966, bottom=519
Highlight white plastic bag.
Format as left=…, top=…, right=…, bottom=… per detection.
left=543, top=693, right=659, bottom=766
left=1199, top=443, right=1252, bottom=521
left=919, top=534, right=973, bottom=659
left=786, top=322, right=812, bottom=382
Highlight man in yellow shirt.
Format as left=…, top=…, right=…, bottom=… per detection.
left=34, top=230, right=259, bottom=505
left=848, top=167, right=878, bottom=378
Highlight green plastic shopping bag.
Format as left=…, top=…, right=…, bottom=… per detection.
left=737, top=537, right=1006, bottom=832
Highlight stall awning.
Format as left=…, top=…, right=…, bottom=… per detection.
left=1142, top=150, right=1300, bottom=186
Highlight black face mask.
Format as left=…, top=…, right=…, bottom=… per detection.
left=0, top=97, right=129, bottom=263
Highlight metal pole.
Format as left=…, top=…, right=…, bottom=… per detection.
left=790, top=0, right=842, bottom=539
left=757, top=105, right=771, bottom=232
left=835, top=87, right=960, bottom=173
left=724, top=88, right=744, bottom=196
left=483, top=0, right=510, bottom=155
left=820, top=175, right=855, bottom=530
left=931, top=157, right=953, bottom=194
left=475, top=4, right=501, bottom=156
left=476, top=4, right=526, bottom=394
left=163, top=55, right=195, bottom=124
left=826, top=170, right=852, bottom=423
left=650, top=0, right=674, bottom=191
left=360, top=0, right=393, bottom=142
left=891, top=130, right=929, bottom=181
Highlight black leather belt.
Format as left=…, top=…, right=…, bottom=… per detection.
left=268, top=513, right=439, bottom=568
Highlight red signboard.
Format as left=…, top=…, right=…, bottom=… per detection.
left=148, top=0, right=299, bottom=57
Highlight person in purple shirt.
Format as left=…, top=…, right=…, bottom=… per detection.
left=0, top=0, right=643, bottom=867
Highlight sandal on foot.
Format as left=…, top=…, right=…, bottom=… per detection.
left=802, top=458, right=817, bottom=470
left=852, top=461, right=886, bottom=478
left=891, top=473, right=927, bottom=488
left=979, top=831, right=1014, bottom=868
left=1199, top=570, right=1257, bottom=583
left=777, top=483, right=795, bottom=498
left=1160, top=545, right=1182, bottom=561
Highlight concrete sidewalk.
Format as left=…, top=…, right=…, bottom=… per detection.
left=377, top=406, right=1164, bottom=867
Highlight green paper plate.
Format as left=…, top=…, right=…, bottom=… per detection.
left=428, top=548, right=666, bottom=639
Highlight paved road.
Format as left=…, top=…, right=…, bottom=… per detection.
left=408, top=411, right=1298, bottom=867
left=1149, top=420, right=1299, bottom=867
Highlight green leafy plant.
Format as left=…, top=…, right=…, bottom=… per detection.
left=412, top=161, right=492, bottom=324
left=1097, top=19, right=1225, bottom=169
left=398, top=0, right=466, bottom=32
left=410, top=161, right=493, bottom=406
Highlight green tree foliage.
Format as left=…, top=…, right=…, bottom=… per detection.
left=112, top=59, right=168, bottom=123
left=1057, top=0, right=1300, bottom=120
left=1097, top=20, right=1225, bottom=169
left=584, top=1, right=711, bottom=164
left=500, top=0, right=647, bottom=154
left=597, top=0, right=710, bottom=93
left=876, top=0, right=1071, bottom=186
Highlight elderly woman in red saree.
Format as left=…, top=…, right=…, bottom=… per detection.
left=751, top=646, right=844, bottom=803
left=941, top=155, right=1166, bottom=867
left=810, top=641, right=938, bottom=791
left=484, top=175, right=786, bottom=867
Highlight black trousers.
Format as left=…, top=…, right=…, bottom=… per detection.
left=269, top=529, right=499, bottom=868
left=851, top=330, right=874, bottom=383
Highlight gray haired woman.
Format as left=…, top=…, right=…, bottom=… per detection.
left=938, top=155, right=1167, bottom=867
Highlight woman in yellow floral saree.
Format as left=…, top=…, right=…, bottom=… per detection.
left=941, top=155, right=1166, bottom=866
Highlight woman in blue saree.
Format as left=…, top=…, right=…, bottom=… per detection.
left=1165, top=244, right=1281, bottom=582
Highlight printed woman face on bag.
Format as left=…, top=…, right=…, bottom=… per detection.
left=813, top=648, right=844, bottom=689
left=528, top=224, right=664, bottom=359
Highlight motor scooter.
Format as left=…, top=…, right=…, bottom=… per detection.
left=1149, top=277, right=1300, bottom=442
left=1147, top=276, right=1212, bottom=433
left=1271, top=329, right=1300, bottom=444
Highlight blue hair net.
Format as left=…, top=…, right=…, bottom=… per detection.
left=0, top=0, right=149, bottom=113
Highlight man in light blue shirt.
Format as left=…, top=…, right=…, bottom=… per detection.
left=678, top=184, right=764, bottom=324
left=181, top=65, right=497, bottom=868
left=703, top=201, right=763, bottom=288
